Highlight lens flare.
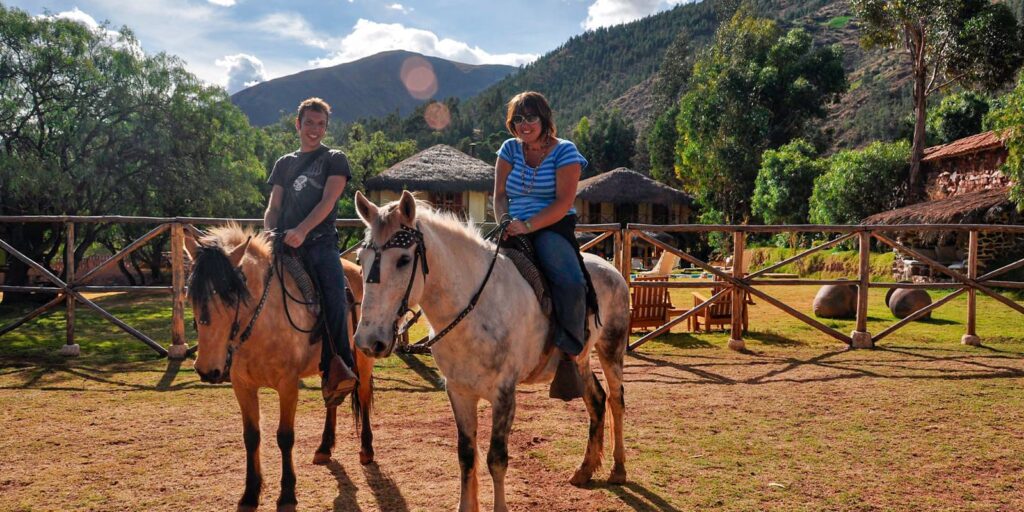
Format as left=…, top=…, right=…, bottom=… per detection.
left=424, top=102, right=451, bottom=131
left=400, top=56, right=438, bottom=100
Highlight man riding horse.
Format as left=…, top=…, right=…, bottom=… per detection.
left=264, top=97, right=357, bottom=406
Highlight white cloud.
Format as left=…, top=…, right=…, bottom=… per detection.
left=386, top=3, right=411, bottom=14
left=48, top=8, right=122, bottom=41
left=252, top=12, right=342, bottom=50
left=216, top=53, right=267, bottom=93
left=582, top=0, right=684, bottom=30
left=207, top=0, right=237, bottom=6
left=311, top=19, right=536, bottom=68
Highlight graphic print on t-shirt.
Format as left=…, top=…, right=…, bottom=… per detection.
left=291, top=159, right=326, bottom=193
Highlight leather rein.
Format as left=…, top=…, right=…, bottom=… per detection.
left=197, top=235, right=337, bottom=378
left=363, top=219, right=509, bottom=352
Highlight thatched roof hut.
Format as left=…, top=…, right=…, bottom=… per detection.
left=864, top=187, right=1013, bottom=225
left=576, top=168, right=693, bottom=205
left=364, top=144, right=493, bottom=193
left=922, top=130, right=1004, bottom=163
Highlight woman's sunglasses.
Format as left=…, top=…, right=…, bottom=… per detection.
left=512, top=114, right=541, bottom=125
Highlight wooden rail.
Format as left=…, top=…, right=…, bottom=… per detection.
left=0, top=216, right=363, bottom=358
left=618, top=224, right=1024, bottom=352
left=1, top=217, right=1022, bottom=357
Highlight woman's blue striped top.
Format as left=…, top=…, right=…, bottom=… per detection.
left=497, top=137, right=588, bottom=221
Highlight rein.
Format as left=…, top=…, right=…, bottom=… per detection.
left=213, top=236, right=320, bottom=378
left=364, top=219, right=509, bottom=352
left=220, top=246, right=277, bottom=377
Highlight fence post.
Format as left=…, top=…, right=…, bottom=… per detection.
left=168, top=222, right=189, bottom=359
left=851, top=230, right=873, bottom=348
left=728, top=230, right=745, bottom=351
left=59, top=222, right=80, bottom=357
left=961, top=230, right=981, bottom=346
left=620, top=228, right=632, bottom=282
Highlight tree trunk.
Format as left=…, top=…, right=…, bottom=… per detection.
left=909, top=67, right=928, bottom=201
left=0, top=223, right=58, bottom=305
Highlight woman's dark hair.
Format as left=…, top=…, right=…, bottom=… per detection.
left=505, top=91, right=557, bottom=140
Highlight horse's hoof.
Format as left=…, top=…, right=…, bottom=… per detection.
left=359, top=449, right=374, bottom=465
left=608, top=465, right=627, bottom=485
left=312, top=451, right=331, bottom=465
left=570, top=468, right=593, bottom=487
left=276, top=505, right=296, bottom=512
left=237, top=506, right=257, bottom=512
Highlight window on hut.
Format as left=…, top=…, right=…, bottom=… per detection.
left=430, top=191, right=465, bottom=218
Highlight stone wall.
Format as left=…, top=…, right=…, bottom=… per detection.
left=890, top=204, right=1023, bottom=281
left=923, top=149, right=1009, bottom=200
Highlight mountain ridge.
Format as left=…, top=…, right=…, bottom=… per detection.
left=231, top=50, right=516, bottom=126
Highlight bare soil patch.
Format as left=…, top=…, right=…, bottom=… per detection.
left=3, top=338, right=1024, bottom=511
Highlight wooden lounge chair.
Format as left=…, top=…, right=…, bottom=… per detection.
left=690, top=284, right=752, bottom=333
left=629, top=275, right=683, bottom=332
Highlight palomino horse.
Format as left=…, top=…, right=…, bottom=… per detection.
left=353, top=191, right=630, bottom=512
left=185, top=225, right=375, bottom=512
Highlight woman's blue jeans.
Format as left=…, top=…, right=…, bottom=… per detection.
left=302, top=236, right=355, bottom=370
left=532, top=229, right=586, bottom=355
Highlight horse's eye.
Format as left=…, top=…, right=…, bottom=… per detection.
left=397, top=254, right=411, bottom=268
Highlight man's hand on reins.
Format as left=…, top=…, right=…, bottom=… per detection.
left=283, top=227, right=308, bottom=248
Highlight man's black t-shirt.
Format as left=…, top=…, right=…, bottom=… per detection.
left=267, top=146, right=351, bottom=243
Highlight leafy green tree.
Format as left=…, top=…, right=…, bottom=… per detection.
left=343, top=124, right=417, bottom=192
left=653, top=29, right=695, bottom=107
left=752, top=139, right=827, bottom=224
left=674, top=10, right=846, bottom=224
left=986, top=71, right=1024, bottom=210
left=809, top=141, right=910, bottom=225
left=573, top=110, right=637, bottom=177
left=851, top=0, right=1024, bottom=196
left=647, top=103, right=682, bottom=187
left=927, top=90, right=991, bottom=145
left=0, top=6, right=267, bottom=295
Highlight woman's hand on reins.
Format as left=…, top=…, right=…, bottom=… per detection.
left=504, top=219, right=530, bottom=239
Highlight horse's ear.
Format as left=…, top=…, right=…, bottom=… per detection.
left=354, top=190, right=378, bottom=226
left=183, top=232, right=199, bottom=262
left=398, top=190, right=417, bottom=223
left=227, top=236, right=251, bottom=268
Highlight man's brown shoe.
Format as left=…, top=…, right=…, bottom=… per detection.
left=323, top=355, right=357, bottom=407
left=549, top=353, right=584, bottom=401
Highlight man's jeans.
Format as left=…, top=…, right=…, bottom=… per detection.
left=532, top=229, right=586, bottom=356
left=302, top=237, right=354, bottom=370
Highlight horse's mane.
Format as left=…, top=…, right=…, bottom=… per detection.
left=187, top=224, right=269, bottom=318
left=374, top=200, right=493, bottom=252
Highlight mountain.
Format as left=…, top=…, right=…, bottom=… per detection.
left=231, top=50, right=517, bottom=126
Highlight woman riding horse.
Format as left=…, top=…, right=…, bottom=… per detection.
left=495, top=90, right=592, bottom=400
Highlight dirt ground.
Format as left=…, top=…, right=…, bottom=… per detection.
left=2, top=339, right=1024, bottom=511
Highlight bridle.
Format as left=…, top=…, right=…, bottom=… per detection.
left=362, top=219, right=509, bottom=354
left=362, top=224, right=429, bottom=353
left=195, top=235, right=314, bottom=381
left=195, top=245, right=277, bottom=380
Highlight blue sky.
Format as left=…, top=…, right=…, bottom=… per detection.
left=11, top=0, right=691, bottom=93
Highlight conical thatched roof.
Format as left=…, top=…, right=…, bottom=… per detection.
left=576, top=168, right=693, bottom=205
left=365, top=144, right=493, bottom=193
left=863, top=187, right=1012, bottom=225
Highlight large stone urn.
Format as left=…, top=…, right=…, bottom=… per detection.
left=813, top=283, right=858, bottom=319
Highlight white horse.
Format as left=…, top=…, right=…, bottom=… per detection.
left=351, top=191, right=630, bottom=512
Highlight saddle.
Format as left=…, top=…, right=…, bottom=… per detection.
left=499, top=235, right=599, bottom=384
left=499, top=235, right=554, bottom=318
left=279, top=251, right=320, bottom=317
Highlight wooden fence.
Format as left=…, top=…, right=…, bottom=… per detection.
left=1, top=216, right=1022, bottom=358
